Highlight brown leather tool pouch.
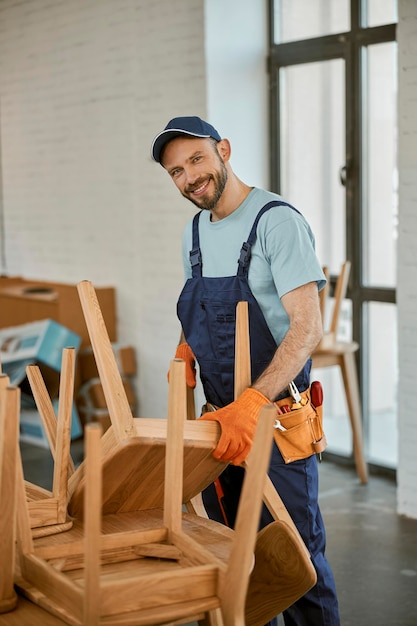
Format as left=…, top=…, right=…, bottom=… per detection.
left=273, top=388, right=327, bottom=464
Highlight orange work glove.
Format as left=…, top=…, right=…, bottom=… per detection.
left=199, top=388, right=270, bottom=466
left=172, top=342, right=197, bottom=388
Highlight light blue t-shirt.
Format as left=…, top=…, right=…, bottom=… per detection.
left=181, top=187, right=326, bottom=346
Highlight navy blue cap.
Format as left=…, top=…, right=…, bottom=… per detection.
left=151, top=116, right=222, bottom=163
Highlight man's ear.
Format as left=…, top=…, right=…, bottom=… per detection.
left=217, top=138, right=231, bottom=162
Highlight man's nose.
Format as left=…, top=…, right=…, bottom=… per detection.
left=184, top=167, right=199, bottom=186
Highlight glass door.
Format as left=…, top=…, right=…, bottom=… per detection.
left=269, top=0, right=398, bottom=470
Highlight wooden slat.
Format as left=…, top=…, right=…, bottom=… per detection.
left=26, top=366, right=60, bottom=460
left=53, top=347, right=76, bottom=521
left=0, top=386, right=19, bottom=612
left=26, top=364, right=75, bottom=476
left=84, top=423, right=102, bottom=625
left=234, top=301, right=250, bottom=397
left=329, top=261, right=351, bottom=336
left=164, top=359, right=186, bottom=536
left=221, top=407, right=275, bottom=625
left=77, top=280, right=135, bottom=442
left=99, top=565, right=218, bottom=616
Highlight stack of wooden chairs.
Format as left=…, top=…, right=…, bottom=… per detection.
left=0, top=281, right=317, bottom=626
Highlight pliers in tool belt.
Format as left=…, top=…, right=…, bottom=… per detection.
left=288, top=380, right=307, bottom=409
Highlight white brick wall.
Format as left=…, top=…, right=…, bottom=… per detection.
left=0, top=0, right=268, bottom=422
left=397, top=0, right=417, bottom=518
left=0, top=0, right=207, bottom=419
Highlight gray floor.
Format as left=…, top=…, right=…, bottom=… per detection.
left=20, top=438, right=417, bottom=626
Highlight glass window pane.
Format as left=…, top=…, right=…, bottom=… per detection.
left=274, top=0, right=349, bottom=43
left=365, top=0, right=398, bottom=27
left=366, top=302, right=398, bottom=468
left=362, top=42, right=398, bottom=287
left=279, top=60, right=345, bottom=274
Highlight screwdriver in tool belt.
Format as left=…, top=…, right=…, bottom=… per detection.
left=273, top=403, right=290, bottom=430
left=311, top=380, right=323, bottom=408
left=310, top=380, right=324, bottom=461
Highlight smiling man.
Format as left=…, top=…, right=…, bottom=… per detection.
left=151, top=116, right=340, bottom=626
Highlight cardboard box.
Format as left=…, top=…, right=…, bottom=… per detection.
left=19, top=401, right=83, bottom=448
left=0, top=319, right=81, bottom=385
left=0, top=277, right=117, bottom=348
left=78, top=344, right=137, bottom=382
left=0, top=319, right=83, bottom=445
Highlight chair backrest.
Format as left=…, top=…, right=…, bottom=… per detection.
left=68, top=280, right=227, bottom=517
left=318, top=261, right=351, bottom=347
left=329, top=261, right=351, bottom=336
left=319, top=266, right=330, bottom=322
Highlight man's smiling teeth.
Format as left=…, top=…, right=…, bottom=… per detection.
left=193, top=180, right=209, bottom=194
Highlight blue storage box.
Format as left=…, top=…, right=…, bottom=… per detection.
left=0, top=319, right=82, bottom=445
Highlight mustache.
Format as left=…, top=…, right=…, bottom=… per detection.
left=185, top=175, right=212, bottom=193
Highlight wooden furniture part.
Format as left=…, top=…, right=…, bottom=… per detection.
left=14, top=280, right=315, bottom=625
left=312, top=262, right=368, bottom=484
left=234, top=302, right=317, bottom=625
left=15, top=357, right=277, bottom=626
left=0, top=383, right=19, bottom=613
left=67, top=280, right=227, bottom=516
left=73, top=282, right=316, bottom=622
left=184, top=300, right=316, bottom=625
left=23, top=348, right=76, bottom=537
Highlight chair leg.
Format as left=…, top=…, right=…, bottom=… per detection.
left=0, top=385, right=19, bottom=613
left=339, top=352, right=368, bottom=484
left=198, top=608, right=224, bottom=625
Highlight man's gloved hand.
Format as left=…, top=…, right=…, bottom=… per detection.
left=170, top=342, right=196, bottom=388
left=199, top=388, right=270, bottom=466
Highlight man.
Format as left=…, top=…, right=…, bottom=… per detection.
left=151, top=116, right=340, bottom=625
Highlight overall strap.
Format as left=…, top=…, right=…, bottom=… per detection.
left=237, top=200, right=300, bottom=277
left=189, top=211, right=203, bottom=278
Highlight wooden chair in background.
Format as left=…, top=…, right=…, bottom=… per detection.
left=312, top=261, right=368, bottom=484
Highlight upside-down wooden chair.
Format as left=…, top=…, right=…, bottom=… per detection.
left=74, top=283, right=316, bottom=623
left=15, top=281, right=316, bottom=625
left=0, top=380, right=19, bottom=613
left=312, top=261, right=368, bottom=484
left=15, top=359, right=277, bottom=624
left=23, top=347, right=76, bottom=537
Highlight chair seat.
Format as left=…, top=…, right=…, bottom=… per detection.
left=68, top=418, right=226, bottom=518
left=312, top=340, right=359, bottom=365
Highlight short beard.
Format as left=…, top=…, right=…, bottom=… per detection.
left=182, top=147, right=228, bottom=211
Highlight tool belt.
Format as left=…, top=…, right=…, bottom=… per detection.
left=201, top=384, right=327, bottom=465
left=273, top=387, right=327, bottom=464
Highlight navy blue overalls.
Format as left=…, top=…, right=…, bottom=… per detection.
left=177, top=201, right=340, bottom=626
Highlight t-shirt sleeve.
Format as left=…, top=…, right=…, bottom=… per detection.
left=262, top=212, right=326, bottom=298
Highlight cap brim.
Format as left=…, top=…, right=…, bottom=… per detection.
left=151, top=128, right=211, bottom=163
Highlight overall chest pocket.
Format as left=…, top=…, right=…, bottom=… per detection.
left=199, top=299, right=237, bottom=360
